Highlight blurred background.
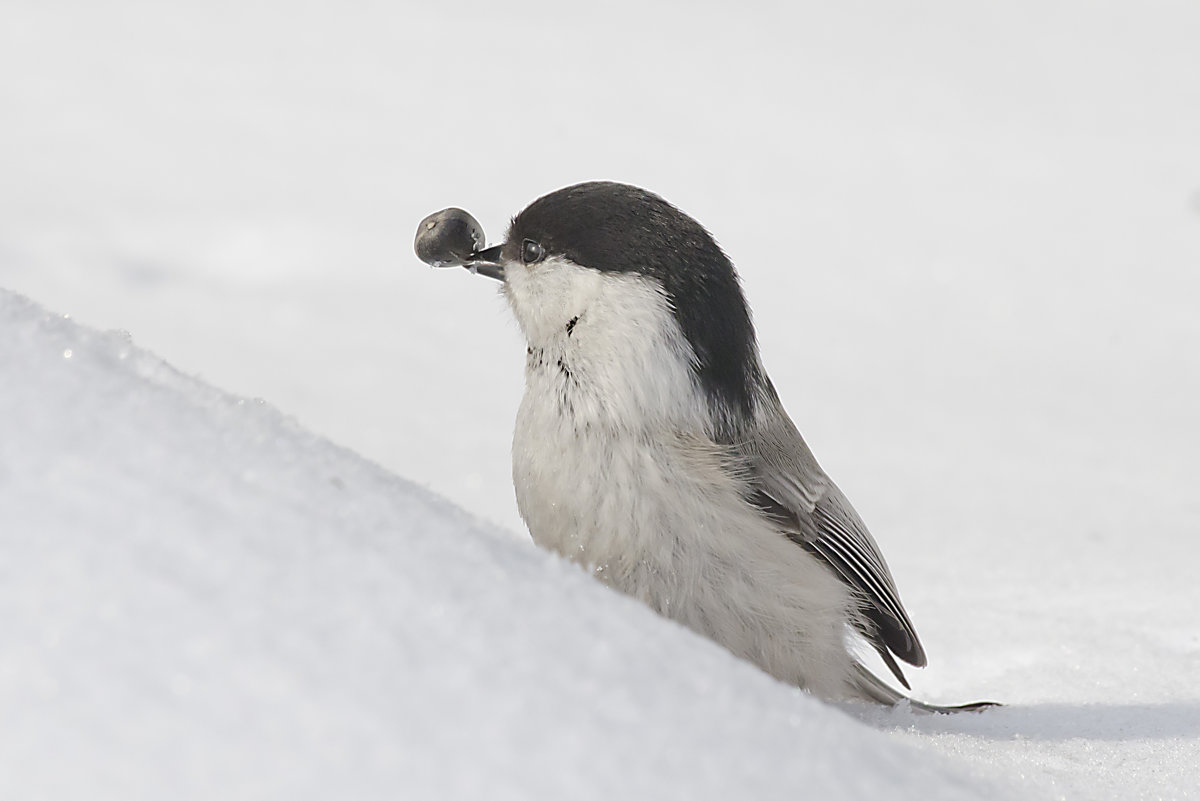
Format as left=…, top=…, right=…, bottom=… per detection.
left=3, top=0, right=1198, bottom=709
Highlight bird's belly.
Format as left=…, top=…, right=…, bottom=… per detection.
left=513, top=417, right=679, bottom=571
left=512, top=389, right=855, bottom=697
left=512, top=374, right=723, bottom=576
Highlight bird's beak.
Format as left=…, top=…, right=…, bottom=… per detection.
left=463, top=244, right=505, bottom=282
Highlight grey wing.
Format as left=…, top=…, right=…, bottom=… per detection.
left=742, top=404, right=928, bottom=686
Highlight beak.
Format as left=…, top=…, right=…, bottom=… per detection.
left=463, top=244, right=505, bottom=282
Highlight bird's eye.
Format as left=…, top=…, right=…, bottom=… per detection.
left=521, top=239, right=546, bottom=265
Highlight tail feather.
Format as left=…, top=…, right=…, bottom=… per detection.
left=849, top=663, right=999, bottom=714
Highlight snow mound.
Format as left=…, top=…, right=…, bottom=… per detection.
left=0, top=288, right=1020, bottom=799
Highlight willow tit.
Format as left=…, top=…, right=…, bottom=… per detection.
left=416, top=182, right=993, bottom=711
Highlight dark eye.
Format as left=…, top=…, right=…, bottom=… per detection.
left=521, top=239, right=546, bottom=265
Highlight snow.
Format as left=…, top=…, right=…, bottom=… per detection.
left=0, top=289, right=1017, bottom=799
left=2, top=0, right=1199, bottom=798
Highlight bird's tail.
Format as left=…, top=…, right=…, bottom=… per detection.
left=849, top=663, right=999, bottom=714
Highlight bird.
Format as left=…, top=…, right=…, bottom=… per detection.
left=415, top=181, right=994, bottom=711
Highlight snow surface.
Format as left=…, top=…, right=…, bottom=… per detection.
left=3, top=0, right=1200, bottom=798
left=0, top=289, right=1019, bottom=799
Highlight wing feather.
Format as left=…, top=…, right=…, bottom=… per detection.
left=741, top=402, right=928, bottom=673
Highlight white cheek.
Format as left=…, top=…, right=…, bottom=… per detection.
left=505, top=259, right=704, bottom=432
left=503, top=257, right=605, bottom=345
left=571, top=276, right=701, bottom=429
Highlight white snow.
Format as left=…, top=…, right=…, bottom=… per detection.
left=0, top=289, right=1016, bottom=799
left=3, top=0, right=1199, bottom=798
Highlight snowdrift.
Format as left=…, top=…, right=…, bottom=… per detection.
left=0, top=288, right=1013, bottom=799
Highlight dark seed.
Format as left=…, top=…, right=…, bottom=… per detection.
left=414, top=207, right=486, bottom=267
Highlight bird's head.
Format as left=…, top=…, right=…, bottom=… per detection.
left=416, top=182, right=769, bottom=435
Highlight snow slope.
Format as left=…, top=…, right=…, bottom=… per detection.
left=3, top=0, right=1199, bottom=798
left=0, top=289, right=1017, bottom=799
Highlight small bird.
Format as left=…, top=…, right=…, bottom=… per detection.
left=416, top=182, right=993, bottom=711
